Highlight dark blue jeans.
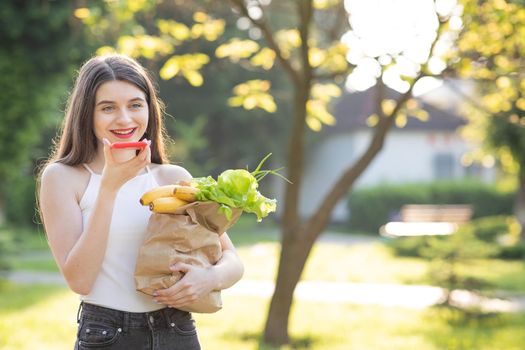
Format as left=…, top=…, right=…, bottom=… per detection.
left=74, top=302, right=201, bottom=350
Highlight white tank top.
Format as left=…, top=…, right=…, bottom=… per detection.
left=79, top=164, right=163, bottom=312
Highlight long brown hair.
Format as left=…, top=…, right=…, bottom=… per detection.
left=49, top=54, right=169, bottom=166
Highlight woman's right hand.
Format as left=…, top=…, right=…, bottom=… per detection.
left=99, top=138, right=151, bottom=193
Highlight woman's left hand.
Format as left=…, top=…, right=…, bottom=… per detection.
left=153, top=263, right=218, bottom=308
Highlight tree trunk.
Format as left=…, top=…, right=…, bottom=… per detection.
left=515, top=170, right=525, bottom=241
left=261, top=1, right=314, bottom=344
left=262, top=230, right=315, bottom=345
left=261, top=113, right=393, bottom=345
left=262, top=116, right=396, bottom=346
left=263, top=81, right=309, bottom=345
left=262, top=82, right=417, bottom=347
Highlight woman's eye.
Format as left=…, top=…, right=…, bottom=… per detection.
left=102, top=106, right=114, bottom=112
left=131, top=103, right=143, bottom=109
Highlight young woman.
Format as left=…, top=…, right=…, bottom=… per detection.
left=39, top=54, right=244, bottom=349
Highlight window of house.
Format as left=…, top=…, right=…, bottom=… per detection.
left=433, top=153, right=455, bottom=180
left=465, top=163, right=483, bottom=180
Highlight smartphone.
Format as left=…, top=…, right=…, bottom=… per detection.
left=110, top=141, right=148, bottom=149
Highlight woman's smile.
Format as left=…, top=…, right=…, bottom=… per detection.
left=110, top=127, right=138, bottom=139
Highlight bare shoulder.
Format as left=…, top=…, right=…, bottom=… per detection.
left=40, top=162, right=89, bottom=201
left=151, top=163, right=193, bottom=186
left=42, top=162, right=76, bottom=184
left=42, top=162, right=86, bottom=182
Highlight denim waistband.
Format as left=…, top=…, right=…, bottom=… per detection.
left=78, top=302, right=192, bottom=333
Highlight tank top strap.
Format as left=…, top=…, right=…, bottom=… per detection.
left=146, top=165, right=160, bottom=187
left=82, top=164, right=95, bottom=174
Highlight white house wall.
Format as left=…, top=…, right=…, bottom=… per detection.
left=299, top=133, right=356, bottom=221
left=271, top=128, right=493, bottom=223
left=351, top=129, right=469, bottom=187
left=274, top=129, right=476, bottom=223
left=270, top=133, right=355, bottom=222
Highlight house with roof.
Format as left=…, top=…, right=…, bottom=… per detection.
left=272, top=82, right=495, bottom=222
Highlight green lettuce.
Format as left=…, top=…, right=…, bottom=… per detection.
left=192, top=154, right=288, bottom=222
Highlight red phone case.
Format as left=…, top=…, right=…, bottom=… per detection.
left=110, top=141, right=148, bottom=149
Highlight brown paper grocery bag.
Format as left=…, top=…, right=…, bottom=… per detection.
left=134, top=201, right=241, bottom=313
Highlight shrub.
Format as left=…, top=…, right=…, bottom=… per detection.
left=466, top=215, right=524, bottom=259
left=499, top=243, right=525, bottom=260
left=420, top=228, right=500, bottom=311
left=388, top=215, right=524, bottom=260
left=464, top=215, right=519, bottom=242
left=348, top=183, right=430, bottom=233
left=386, top=236, right=431, bottom=258
left=348, top=181, right=515, bottom=233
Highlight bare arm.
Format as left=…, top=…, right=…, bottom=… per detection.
left=40, top=142, right=151, bottom=295
left=210, top=232, right=244, bottom=290
left=40, top=165, right=117, bottom=295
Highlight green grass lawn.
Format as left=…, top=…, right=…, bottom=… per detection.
left=2, top=219, right=525, bottom=349
left=236, top=240, right=525, bottom=292
left=0, top=282, right=524, bottom=350
left=4, top=220, right=525, bottom=292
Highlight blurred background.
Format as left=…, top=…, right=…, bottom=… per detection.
left=1, top=0, right=525, bottom=349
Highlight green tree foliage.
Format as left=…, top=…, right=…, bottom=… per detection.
left=0, top=1, right=91, bottom=225
left=454, top=0, right=525, bottom=236
left=456, top=0, right=525, bottom=171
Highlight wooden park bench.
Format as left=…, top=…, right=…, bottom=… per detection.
left=379, top=204, right=473, bottom=237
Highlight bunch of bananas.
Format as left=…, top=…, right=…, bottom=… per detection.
left=140, top=182, right=199, bottom=214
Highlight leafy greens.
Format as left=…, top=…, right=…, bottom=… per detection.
left=192, top=154, right=288, bottom=221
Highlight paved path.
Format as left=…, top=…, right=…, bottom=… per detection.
left=2, top=270, right=65, bottom=285
left=225, top=280, right=525, bottom=312
left=4, top=270, right=525, bottom=313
